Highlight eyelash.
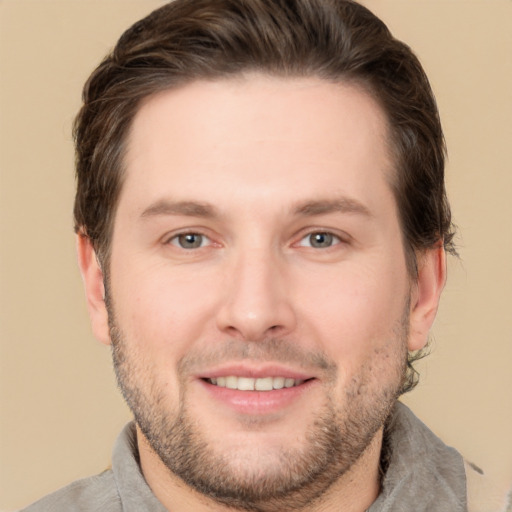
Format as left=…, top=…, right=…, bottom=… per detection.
left=164, top=229, right=347, bottom=251
left=296, top=231, right=343, bottom=249
left=166, top=232, right=213, bottom=249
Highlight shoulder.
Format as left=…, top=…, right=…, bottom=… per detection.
left=21, top=469, right=121, bottom=512
left=390, top=403, right=512, bottom=512
left=465, top=460, right=512, bottom=512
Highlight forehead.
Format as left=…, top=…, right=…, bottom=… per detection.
left=121, top=74, right=394, bottom=217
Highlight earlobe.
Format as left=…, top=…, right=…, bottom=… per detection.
left=408, top=244, right=446, bottom=351
left=76, top=233, right=111, bottom=345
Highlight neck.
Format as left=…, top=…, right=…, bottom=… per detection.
left=137, top=425, right=383, bottom=512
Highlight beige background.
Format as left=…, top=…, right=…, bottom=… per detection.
left=1, top=0, right=511, bottom=510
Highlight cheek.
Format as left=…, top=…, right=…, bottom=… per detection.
left=110, top=260, right=223, bottom=354
left=296, top=261, right=409, bottom=360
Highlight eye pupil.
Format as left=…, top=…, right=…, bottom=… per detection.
left=310, top=232, right=333, bottom=248
left=178, top=233, right=203, bottom=249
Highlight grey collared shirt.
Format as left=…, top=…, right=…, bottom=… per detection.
left=368, top=403, right=467, bottom=511
left=22, top=402, right=468, bottom=511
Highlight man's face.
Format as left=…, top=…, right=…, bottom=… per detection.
left=103, top=75, right=418, bottom=508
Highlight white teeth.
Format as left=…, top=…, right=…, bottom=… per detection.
left=272, top=377, right=285, bottom=389
left=254, top=377, right=273, bottom=391
left=209, top=376, right=304, bottom=391
left=284, top=378, right=295, bottom=388
left=237, top=377, right=255, bottom=391
left=225, top=376, right=238, bottom=389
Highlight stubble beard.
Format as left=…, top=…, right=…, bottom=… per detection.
left=108, top=307, right=409, bottom=512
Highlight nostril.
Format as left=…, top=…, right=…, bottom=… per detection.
left=268, top=325, right=285, bottom=335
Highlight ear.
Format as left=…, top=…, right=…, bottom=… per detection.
left=76, top=234, right=111, bottom=345
left=408, top=244, right=446, bottom=351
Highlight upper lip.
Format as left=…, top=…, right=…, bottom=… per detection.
left=196, top=363, right=315, bottom=381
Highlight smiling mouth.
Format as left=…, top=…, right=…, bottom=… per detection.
left=206, top=376, right=308, bottom=391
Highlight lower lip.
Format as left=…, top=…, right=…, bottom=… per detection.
left=198, top=379, right=317, bottom=415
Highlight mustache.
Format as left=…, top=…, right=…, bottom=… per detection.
left=177, top=337, right=337, bottom=377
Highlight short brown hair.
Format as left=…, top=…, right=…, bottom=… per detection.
left=73, top=0, right=456, bottom=391
left=74, top=0, right=454, bottom=264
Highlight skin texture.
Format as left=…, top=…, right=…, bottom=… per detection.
left=78, top=75, right=446, bottom=512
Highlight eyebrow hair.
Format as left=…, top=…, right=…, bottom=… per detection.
left=293, top=198, right=372, bottom=217
left=140, top=197, right=371, bottom=221
left=140, top=200, right=219, bottom=219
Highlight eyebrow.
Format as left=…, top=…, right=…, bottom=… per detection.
left=140, top=200, right=219, bottom=219
left=140, top=196, right=372, bottom=221
left=293, top=198, right=372, bottom=218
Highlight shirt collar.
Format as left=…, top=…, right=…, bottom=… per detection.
left=111, top=402, right=467, bottom=511
left=368, top=402, right=467, bottom=512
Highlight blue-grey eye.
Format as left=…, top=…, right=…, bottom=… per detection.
left=300, top=232, right=339, bottom=248
left=173, top=233, right=205, bottom=249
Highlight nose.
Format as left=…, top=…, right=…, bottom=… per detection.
left=216, top=250, right=297, bottom=342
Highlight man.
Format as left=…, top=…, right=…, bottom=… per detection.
left=22, top=0, right=508, bottom=511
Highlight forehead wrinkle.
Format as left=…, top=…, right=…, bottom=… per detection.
left=140, top=199, right=219, bottom=220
